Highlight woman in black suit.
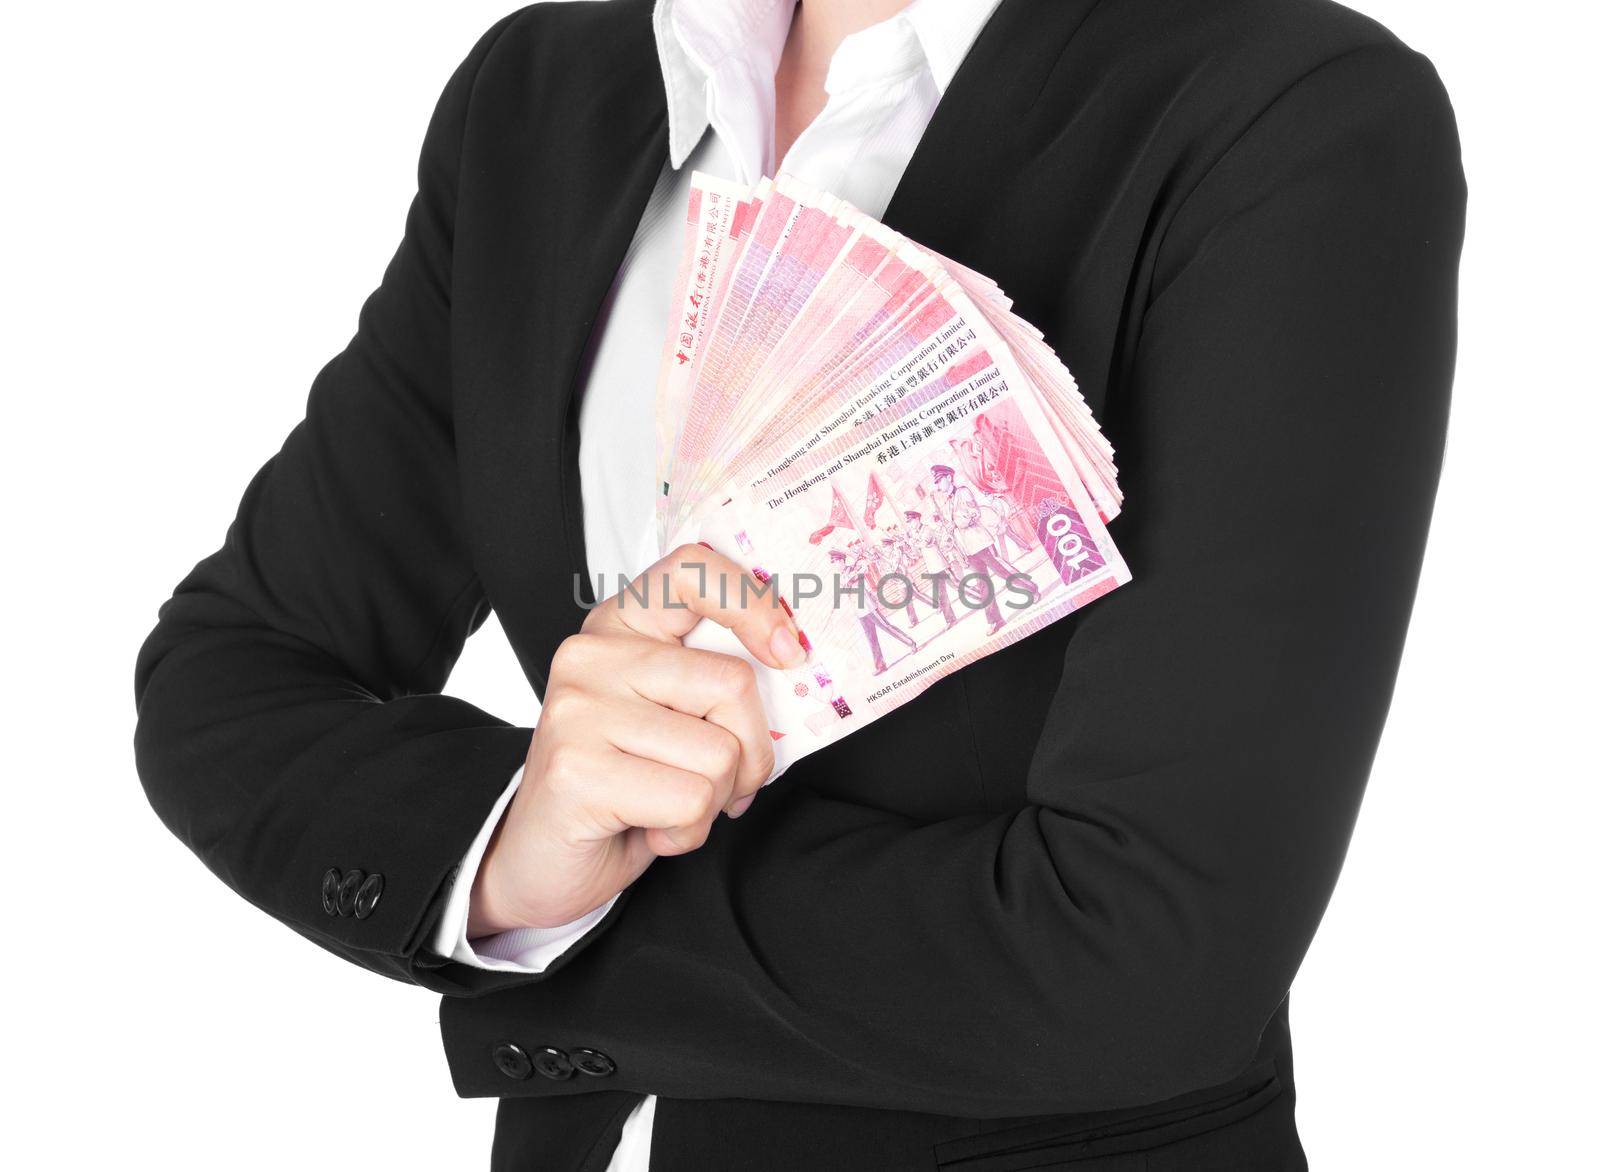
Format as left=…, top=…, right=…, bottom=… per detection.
left=135, top=0, right=1464, bottom=1166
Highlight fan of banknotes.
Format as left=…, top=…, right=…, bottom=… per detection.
left=656, top=172, right=1130, bottom=778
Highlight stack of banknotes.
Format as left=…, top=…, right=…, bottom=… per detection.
left=656, top=172, right=1130, bottom=778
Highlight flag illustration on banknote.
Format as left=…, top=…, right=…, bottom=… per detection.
left=656, top=171, right=1130, bottom=778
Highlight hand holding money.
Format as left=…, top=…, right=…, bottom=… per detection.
left=469, top=545, right=803, bottom=937
left=656, top=173, right=1131, bottom=779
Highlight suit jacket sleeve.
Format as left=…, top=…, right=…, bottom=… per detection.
left=441, top=44, right=1467, bottom=1113
left=131, top=11, right=597, bottom=997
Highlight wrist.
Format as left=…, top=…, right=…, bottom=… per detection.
left=466, top=817, right=519, bottom=939
left=466, top=816, right=611, bottom=938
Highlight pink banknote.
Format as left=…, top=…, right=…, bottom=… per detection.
left=658, top=171, right=1131, bottom=777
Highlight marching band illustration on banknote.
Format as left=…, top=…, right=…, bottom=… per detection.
left=655, top=172, right=1131, bottom=778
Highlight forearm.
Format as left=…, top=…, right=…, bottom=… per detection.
left=134, top=604, right=540, bottom=992
left=440, top=732, right=1368, bottom=1114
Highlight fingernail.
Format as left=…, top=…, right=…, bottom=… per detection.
left=797, top=629, right=812, bottom=654
left=778, top=596, right=794, bottom=618
left=727, top=793, right=756, bottom=819
left=697, top=541, right=714, bottom=550
left=770, top=625, right=804, bottom=668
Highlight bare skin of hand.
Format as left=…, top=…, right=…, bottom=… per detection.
left=467, top=544, right=806, bottom=937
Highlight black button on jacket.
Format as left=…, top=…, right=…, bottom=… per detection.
left=132, top=0, right=1465, bottom=1168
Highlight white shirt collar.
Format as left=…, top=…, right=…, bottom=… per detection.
left=653, top=0, right=1004, bottom=171
left=902, top=0, right=1005, bottom=93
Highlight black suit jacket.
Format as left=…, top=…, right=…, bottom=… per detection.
left=134, top=0, right=1465, bottom=1167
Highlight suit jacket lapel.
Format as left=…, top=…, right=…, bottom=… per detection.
left=456, top=0, right=667, bottom=688
left=883, top=0, right=1102, bottom=275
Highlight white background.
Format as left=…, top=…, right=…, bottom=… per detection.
left=3, top=1, right=1594, bottom=1167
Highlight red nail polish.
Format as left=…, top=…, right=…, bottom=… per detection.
left=779, top=597, right=794, bottom=618
left=696, top=541, right=714, bottom=550
left=798, top=630, right=812, bottom=653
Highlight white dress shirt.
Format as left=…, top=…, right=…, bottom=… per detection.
left=431, top=0, right=1003, bottom=1165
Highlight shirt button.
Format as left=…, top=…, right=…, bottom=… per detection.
left=336, top=869, right=365, bottom=917
left=491, top=1042, right=533, bottom=1081
left=531, top=1047, right=575, bottom=1081
left=353, top=873, right=385, bottom=919
left=571, top=1049, right=616, bottom=1078
left=320, top=868, right=342, bottom=916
